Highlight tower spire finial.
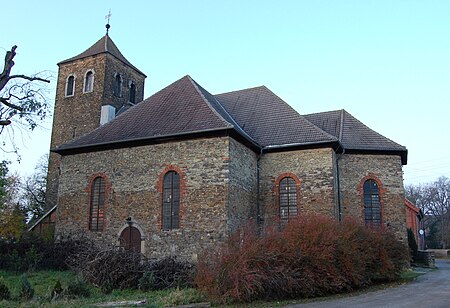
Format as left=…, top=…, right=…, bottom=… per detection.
left=105, top=9, right=112, bottom=35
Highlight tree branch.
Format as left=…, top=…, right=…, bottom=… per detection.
left=8, top=75, right=50, bottom=84
left=0, top=120, right=12, bottom=126
left=0, top=97, right=24, bottom=112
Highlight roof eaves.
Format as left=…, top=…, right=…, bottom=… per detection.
left=262, top=139, right=339, bottom=152
left=53, top=127, right=234, bottom=155
left=344, top=148, right=408, bottom=165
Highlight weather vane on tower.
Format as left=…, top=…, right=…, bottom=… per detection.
left=105, top=9, right=112, bottom=34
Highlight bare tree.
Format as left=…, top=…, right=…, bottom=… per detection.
left=0, top=45, right=51, bottom=155
left=21, top=154, right=48, bottom=224
left=406, top=176, right=450, bottom=248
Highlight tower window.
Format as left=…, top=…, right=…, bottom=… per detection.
left=363, top=179, right=381, bottom=226
left=113, top=73, right=122, bottom=97
left=65, top=75, right=75, bottom=97
left=83, top=70, right=94, bottom=93
left=129, top=82, right=136, bottom=103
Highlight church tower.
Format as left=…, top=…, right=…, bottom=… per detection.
left=46, top=26, right=146, bottom=209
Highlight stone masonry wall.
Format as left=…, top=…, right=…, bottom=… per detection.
left=103, top=56, right=145, bottom=110
left=55, top=137, right=230, bottom=261
left=46, top=53, right=145, bottom=210
left=338, top=154, right=406, bottom=240
left=259, top=148, right=335, bottom=224
left=227, top=138, right=258, bottom=233
left=47, top=54, right=108, bottom=210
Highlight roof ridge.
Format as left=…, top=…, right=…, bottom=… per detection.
left=338, top=109, right=345, bottom=141
left=189, top=76, right=260, bottom=146
left=105, top=34, right=109, bottom=52
left=216, top=85, right=266, bottom=96
left=187, top=76, right=233, bottom=128
left=345, top=110, right=406, bottom=148
left=259, top=87, right=339, bottom=142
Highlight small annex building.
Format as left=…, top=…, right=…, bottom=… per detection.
left=45, top=31, right=408, bottom=260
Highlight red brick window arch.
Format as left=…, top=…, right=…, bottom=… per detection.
left=87, top=173, right=110, bottom=232
left=158, top=165, right=186, bottom=231
left=275, top=173, right=301, bottom=221
left=363, top=179, right=381, bottom=226
left=358, top=175, right=385, bottom=227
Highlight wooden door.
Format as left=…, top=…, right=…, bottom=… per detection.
left=120, top=226, right=141, bottom=253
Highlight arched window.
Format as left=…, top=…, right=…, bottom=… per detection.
left=113, top=73, right=122, bottom=97
left=279, top=177, right=298, bottom=221
left=65, top=75, right=75, bottom=97
left=162, top=171, right=180, bottom=230
left=363, top=179, right=381, bottom=226
left=129, top=83, right=136, bottom=103
left=83, top=70, right=94, bottom=93
left=89, top=176, right=106, bottom=232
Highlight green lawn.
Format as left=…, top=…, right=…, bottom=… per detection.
left=0, top=270, right=205, bottom=308
left=0, top=268, right=424, bottom=308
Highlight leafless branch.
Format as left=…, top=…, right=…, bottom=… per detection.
left=8, top=75, right=50, bottom=84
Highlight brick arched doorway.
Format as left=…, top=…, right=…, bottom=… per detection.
left=119, top=226, right=141, bottom=253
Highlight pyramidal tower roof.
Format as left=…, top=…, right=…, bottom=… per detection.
left=58, top=34, right=146, bottom=76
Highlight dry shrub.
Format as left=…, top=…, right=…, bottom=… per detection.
left=195, top=214, right=408, bottom=303
left=66, top=241, right=144, bottom=290
left=140, top=256, right=195, bottom=291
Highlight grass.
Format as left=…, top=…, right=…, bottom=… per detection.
left=0, top=267, right=426, bottom=308
left=0, top=270, right=206, bottom=308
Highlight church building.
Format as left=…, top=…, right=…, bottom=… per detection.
left=46, top=30, right=408, bottom=260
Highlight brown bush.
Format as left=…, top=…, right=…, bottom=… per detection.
left=195, top=214, right=408, bottom=303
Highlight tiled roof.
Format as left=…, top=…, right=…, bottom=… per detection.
left=58, top=35, right=146, bottom=76
left=304, top=109, right=407, bottom=163
left=55, top=75, right=237, bottom=152
left=54, top=74, right=407, bottom=164
left=215, top=86, right=337, bottom=148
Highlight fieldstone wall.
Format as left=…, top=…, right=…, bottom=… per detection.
left=55, top=137, right=231, bottom=261
left=227, top=138, right=258, bottom=233
left=259, top=148, right=336, bottom=224
left=103, top=56, right=146, bottom=109
left=338, top=154, right=406, bottom=240
left=46, top=53, right=145, bottom=210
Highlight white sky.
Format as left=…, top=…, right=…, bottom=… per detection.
left=1, top=0, right=449, bottom=185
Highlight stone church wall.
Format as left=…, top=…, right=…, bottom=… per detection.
left=259, top=148, right=336, bottom=224
left=227, top=138, right=258, bottom=233
left=338, top=154, right=406, bottom=240
left=55, top=136, right=231, bottom=261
